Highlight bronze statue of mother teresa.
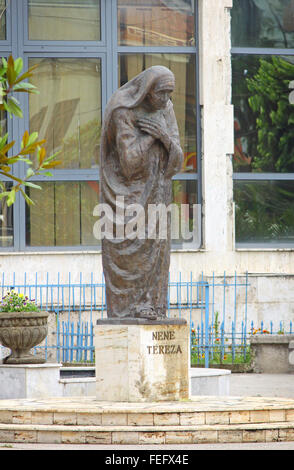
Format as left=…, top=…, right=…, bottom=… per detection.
left=100, top=66, right=183, bottom=321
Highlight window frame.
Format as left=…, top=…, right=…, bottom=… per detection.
left=23, top=0, right=106, bottom=47
left=0, top=0, right=201, bottom=252
left=232, top=45, right=294, bottom=249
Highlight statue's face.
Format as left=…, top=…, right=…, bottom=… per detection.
left=147, top=82, right=174, bottom=110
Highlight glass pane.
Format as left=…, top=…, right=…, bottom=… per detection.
left=0, top=1, right=6, bottom=40
left=0, top=55, right=7, bottom=134
left=29, top=58, right=101, bottom=170
left=118, top=53, right=197, bottom=173
left=26, top=181, right=100, bottom=247
left=28, top=0, right=101, bottom=41
left=172, top=180, right=199, bottom=247
left=232, top=0, right=294, bottom=48
left=0, top=183, right=13, bottom=248
left=118, top=0, right=195, bottom=46
left=234, top=180, right=294, bottom=244
left=232, top=54, right=294, bottom=173
left=0, top=105, right=6, bottom=135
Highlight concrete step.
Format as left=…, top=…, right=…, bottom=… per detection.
left=0, top=421, right=294, bottom=445
left=0, top=396, right=294, bottom=444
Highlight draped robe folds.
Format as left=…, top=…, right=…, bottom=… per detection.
left=100, top=66, right=183, bottom=318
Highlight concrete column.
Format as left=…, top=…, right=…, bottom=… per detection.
left=199, top=0, right=234, bottom=253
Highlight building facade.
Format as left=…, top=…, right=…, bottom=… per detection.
left=0, top=0, right=294, bottom=325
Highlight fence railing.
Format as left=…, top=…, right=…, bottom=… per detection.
left=3, top=270, right=287, bottom=368
left=190, top=319, right=294, bottom=368
left=57, top=321, right=95, bottom=364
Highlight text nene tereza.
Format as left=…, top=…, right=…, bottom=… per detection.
left=147, top=330, right=182, bottom=355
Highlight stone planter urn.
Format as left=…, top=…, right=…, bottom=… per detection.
left=0, top=311, right=49, bottom=364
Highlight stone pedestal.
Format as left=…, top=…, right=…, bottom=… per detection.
left=0, top=363, right=62, bottom=399
left=95, top=319, right=189, bottom=402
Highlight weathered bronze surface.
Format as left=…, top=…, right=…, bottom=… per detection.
left=100, top=66, right=183, bottom=321
left=96, top=318, right=187, bottom=325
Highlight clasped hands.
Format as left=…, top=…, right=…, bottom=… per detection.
left=137, top=117, right=171, bottom=151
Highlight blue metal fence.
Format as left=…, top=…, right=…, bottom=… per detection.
left=0, top=271, right=210, bottom=364
left=57, top=321, right=95, bottom=364
left=1, top=270, right=291, bottom=367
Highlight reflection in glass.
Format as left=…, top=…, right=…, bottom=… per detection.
left=232, top=54, right=294, bottom=173
left=0, top=103, right=6, bottom=136
left=26, top=179, right=200, bottom=247
left=172, top=180, right=198, bottom=246
left=26, top=181, right=100, bottom=247
left=0, top=183, right=13, bottom=248
left=118, top=54, right=197, bottom=173
left=234, top=180, right=294, bottom=244
left=118, top=0, right=195, bottom=46
left=29, top=58, right=101, bottom=169
left=232, top=0, right=294, bottom=48
left=0, top=0, right=6, bottom=40
left=28, top=0, right=101, bottom=41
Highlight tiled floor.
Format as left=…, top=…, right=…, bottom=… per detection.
left=230, top=373, right=294, bottom=399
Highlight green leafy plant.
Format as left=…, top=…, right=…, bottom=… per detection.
left=246, top=56, right=294, bottom=173
left=0, top=290, right=39, bottom=312
left=213, top=311, right=220, bottom=338
left=233, top=55, right=294, bottom=243
left=191, top=345, right=252, bottom=367
left=0, top=55, right=61, bottom=207
left=235, top=180, right=294, bottom=243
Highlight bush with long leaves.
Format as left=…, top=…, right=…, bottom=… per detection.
left=0, top=55, right=61, bottom=207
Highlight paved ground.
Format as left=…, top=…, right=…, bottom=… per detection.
left=0, top=441, right=294, bottom=451
left=0, top=373, right=293, bottom=451
left=230, top=373, right=294, bottom=399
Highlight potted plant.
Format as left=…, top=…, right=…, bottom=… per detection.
left=0, top=291, right=48, bottom=364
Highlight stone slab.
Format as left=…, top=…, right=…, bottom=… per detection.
left=0, top=364, right=63, bottom=399
left=1, top=395, right=294, bottom=415
left=95, top=322, right=189, bottom=402
left=250, top=335, right=294, bottom=373
left=190, top=368, right=231, bottom=396
left=19, top=368, right=229, bottom=399
left=60, top=378, right=96, bottom=397
left=250, top=335, right=294, bottom=345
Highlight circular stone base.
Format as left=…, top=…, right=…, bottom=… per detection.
left=0, top=396, right=294, bottom=445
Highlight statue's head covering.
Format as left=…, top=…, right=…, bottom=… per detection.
left=100, top=66, right=175, bottom=157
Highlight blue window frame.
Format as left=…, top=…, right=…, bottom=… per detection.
left=232, top=0, right=294, bottom=248
left=0, top=0, right=201, bottom=251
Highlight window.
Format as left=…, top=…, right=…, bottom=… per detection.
left=26, top=181, right=100, bottom=246
left=0, top=0, right=6, bottom=40
left=117, top=0, right=200, bottom=249
left=28, top=57, right=102, bottom=170
left=0, top=0, right=200, bottom=251
left=0, top=183, right=13, bottom=248
left=28, top=0, right=101, bottom=41
left=232, top=0, right=294, bottom=247
left=117, top=0, right=195, bottom=47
